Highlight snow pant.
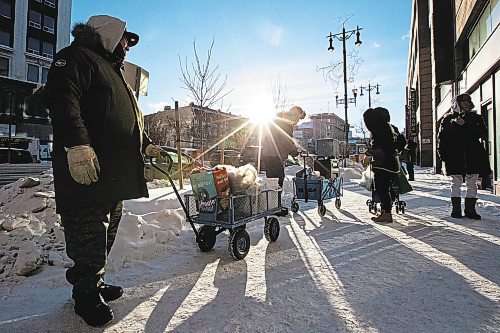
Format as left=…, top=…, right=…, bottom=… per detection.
left=61, top=201, right=123, bottom=296
left=373, top=169, right=398, bottom=213
left=450, top=174, right=478, bottom=198
left=406, top=162, right=414, bottom=180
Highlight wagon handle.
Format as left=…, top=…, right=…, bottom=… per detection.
left=149, top=154, right=199, bottom=238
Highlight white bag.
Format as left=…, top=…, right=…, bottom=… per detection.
left=359, top=168, right=374, bottom=191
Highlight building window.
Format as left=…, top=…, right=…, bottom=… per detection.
left=0, top=1, right=11, bottom=19
left=42, top=41, right=53, bottom=59
left=468, top=0, right=500, bottom=60
left=0, top=30, right=10, bottom=47
left=27, top=64, right=39, bottom=82
left=27, top=37, right=40, bottom=54
left=44, top=0, right=57, bottom=8
left=41, top=67, right=49, bottom=84
left=0, top=57, right=8, bottom=76
left=29, top=10, right=42, bottom=29
left=43, top=15, right=55, bottom=33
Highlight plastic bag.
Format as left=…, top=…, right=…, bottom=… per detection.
left=226, top=163, right=258, bottom=195
left=360, top=168, right=374, bottom=191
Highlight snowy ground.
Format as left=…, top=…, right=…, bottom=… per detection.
left=0, top=165, right=499, bottom=332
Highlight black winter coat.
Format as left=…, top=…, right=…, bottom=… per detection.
left=438, top=110, right=490, bottom=176
left=45, top=23, right=151, bottom=212
left=367, top=122, right=401, bottom=173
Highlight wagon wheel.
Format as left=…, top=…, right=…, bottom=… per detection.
left=197, top=225, right=217, bottom=252
left=291, top=202, right=299, bottom=213
left=318, top=204, right=327, bottom=217
left=264, top=217, right=280, bottom=242
left=400, top=201, right=406, bottom=214
left=228, top=229, right=250, bottom=260
left=335, top=198, right=341, bottom=209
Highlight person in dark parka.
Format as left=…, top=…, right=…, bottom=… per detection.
left=363, top=107, right=403, bottom=223
left=438, top=93, right=490, bottom=220
left=261, top=106, right=305, bottom=216
left=44, top=15, right=163, bottom=327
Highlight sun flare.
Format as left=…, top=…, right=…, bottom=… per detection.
left=246, top=95, right=276, bottom=125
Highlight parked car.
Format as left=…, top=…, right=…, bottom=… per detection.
left=144, top=147, right=202, bottom=180
left=209, top=149, right=241, bottom=167
left=0, top=148, right=34, bottom=164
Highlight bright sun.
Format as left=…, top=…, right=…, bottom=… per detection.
left=246, top=95, right=276, bottom=125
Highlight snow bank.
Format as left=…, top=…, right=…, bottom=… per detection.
left=0, top=169, right=188, bottom=282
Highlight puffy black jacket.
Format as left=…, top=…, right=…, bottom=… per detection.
left=438, top=110, right=490, bottom=176
left=45, top=23, right=151, bottom=212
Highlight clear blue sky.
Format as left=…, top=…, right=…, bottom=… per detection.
left=72, top=1, right=412, bottom=131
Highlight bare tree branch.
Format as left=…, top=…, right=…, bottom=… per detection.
left=272, top=74, right=290, bottom=113
left=178, top=38, right=233, bottom=109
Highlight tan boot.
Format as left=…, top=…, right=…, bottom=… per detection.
left=371, top=210, right=393, bottom=223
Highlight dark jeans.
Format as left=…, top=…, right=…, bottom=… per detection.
left=406, top=162, right=414, bottom=180
left=374, top=169, right=397, bottom=212
left=61, top=201, right=123, bottom=295
left=261, top=156, right=285, bottom=187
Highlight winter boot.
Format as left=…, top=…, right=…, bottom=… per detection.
left=99, top=283, right=123, bottom=302
left=73, top=291, right=114, bottom=327
left=371, top=210, right=393, bottom=223
left=451, top=197, right=463, bottom=218
left=464, top=197, right=481, bottom=220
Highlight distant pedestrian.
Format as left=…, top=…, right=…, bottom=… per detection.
left=437, top=93, right=490, bottom=220
left=45, top=15, right=163, bottom=327
left=405, top=138, right=417, bottom=181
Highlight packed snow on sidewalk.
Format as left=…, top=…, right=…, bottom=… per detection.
left=1, top=164, right=499, bottom=332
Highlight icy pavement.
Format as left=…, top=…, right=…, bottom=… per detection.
left=0, top=167, right=499, bottom=332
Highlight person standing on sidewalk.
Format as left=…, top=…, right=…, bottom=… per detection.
left=363, top=107, right=403, bottom=223
left=261, top=106, right=305, bottom=215
left=437, top=93, right=490, bottom=220
left=405, top=138, right=417, bottom=181
left=45, top=15, right=163, bottom=327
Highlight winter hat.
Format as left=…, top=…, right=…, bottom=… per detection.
left=87, top=15, right=138, bottom=53
left=288, top=106, right=306, bottom=123
left=451, top=93, right=474, bottom=113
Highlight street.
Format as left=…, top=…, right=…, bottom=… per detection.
left=0, top=163, right=52, bottom=186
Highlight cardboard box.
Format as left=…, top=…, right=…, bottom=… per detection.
left=213, top=168, right=231, bottom=214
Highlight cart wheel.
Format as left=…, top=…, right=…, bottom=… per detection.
left=291, top=202, right=299, bottom=213
left=197, top=225, right=217, bottom=252
left=400, top=201, right=406, bottom=214
left=228, top=229, right=250, bottom=260
left=318, top=204, right=327, bottom=217
left=264, top=217, right=280, bottom=242
left=335, top=198, right=341, bottom=209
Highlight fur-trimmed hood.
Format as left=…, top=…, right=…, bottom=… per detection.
left=71, top=15, right=126, bottom=54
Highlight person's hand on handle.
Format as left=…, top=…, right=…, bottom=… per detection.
left=145, top=144, right=164, bottom=159
left=66, top=145, right=100, bottom=185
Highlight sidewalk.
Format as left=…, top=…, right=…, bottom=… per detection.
left=0, top=167, right=499, bottom=332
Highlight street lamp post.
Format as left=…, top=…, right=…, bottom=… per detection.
left=326, top=24, right=362, bottom=162
left=359, top=82, right=380, bottom=108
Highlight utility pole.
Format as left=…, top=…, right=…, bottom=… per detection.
left=327, top=24, right=362, bottom=165
left=175, top=101, right=183, bottom=189
left=359, top=82, right=381, bottom=108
